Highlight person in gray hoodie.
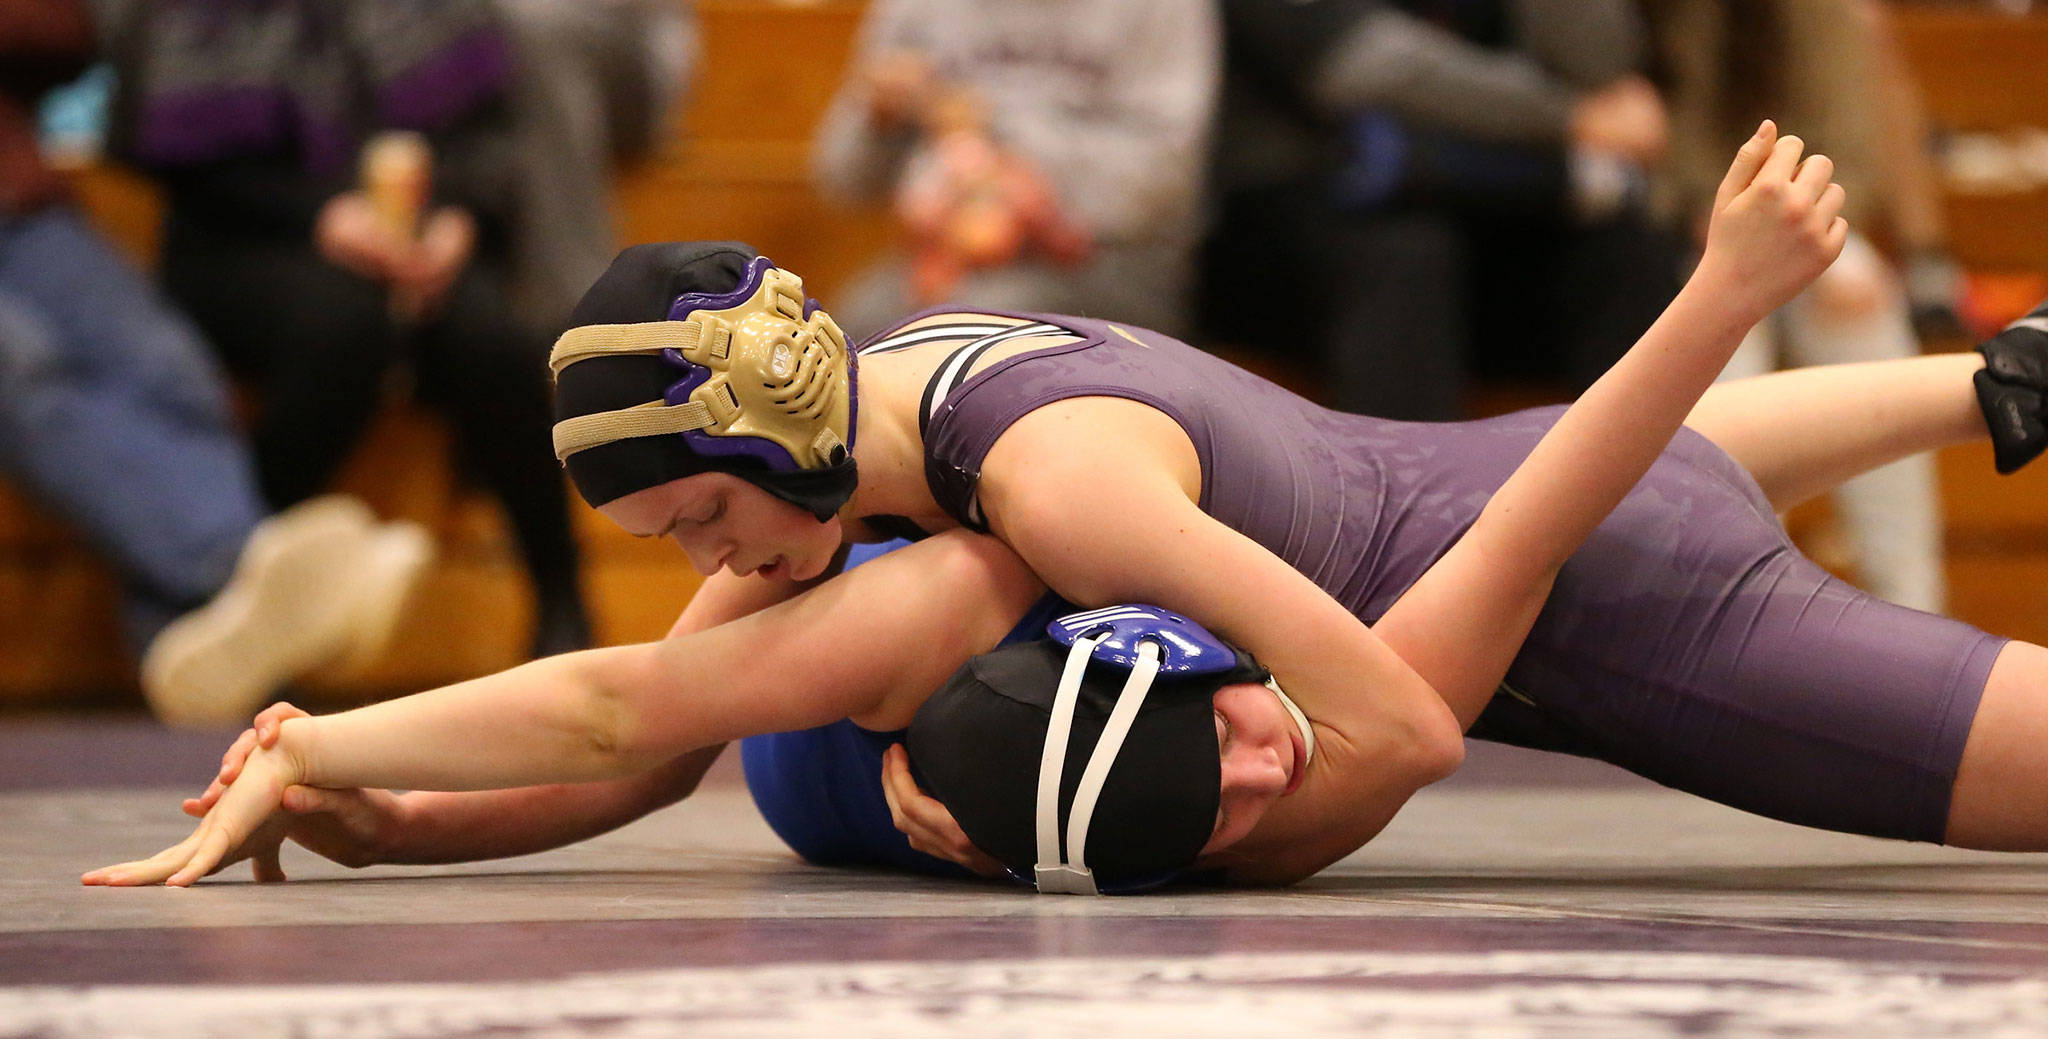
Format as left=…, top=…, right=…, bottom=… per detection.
left=812, top=0, right=1219, bottom=341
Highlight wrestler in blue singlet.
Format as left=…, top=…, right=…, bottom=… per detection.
left=743, top=309, right=2006, bottom=869
left=740, top=542, right=1069, bottom=875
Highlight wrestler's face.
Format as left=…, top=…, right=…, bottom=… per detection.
left=600, top=473, right=842, bottom=582
left=1201, top=681, right=1308, bottom=857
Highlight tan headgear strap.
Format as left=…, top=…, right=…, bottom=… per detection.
left=548, top=264, right=852, bottom=471
left=546, top=321, right=712, bottom=377
left=548, top=322, right=715, bottom=461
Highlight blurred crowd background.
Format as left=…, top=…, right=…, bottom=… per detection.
left=4, top=0, right=2047, bottom=725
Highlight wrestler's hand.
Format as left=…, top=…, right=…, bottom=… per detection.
left=881, top=744, right=1006, bottom=878
left=1698, top=121, right=1849, bottom=326
left=388, top=207, right=475, bottom=321
left=865, top=50, right=935, bottom=130
left=82, top=733, right=307, bottom=887
left=187, top=703, right=402, bottom=873
left=315, top=191, right=409, bottom=282
left=1570, top=75, right=1668, bottom=165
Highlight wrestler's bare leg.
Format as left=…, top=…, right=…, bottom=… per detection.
left=1685, top=353, right=2048, bottom=849
left=1683, top=351, right=1986, bottom=510
left=1946, top=640, right=2048, bottom=848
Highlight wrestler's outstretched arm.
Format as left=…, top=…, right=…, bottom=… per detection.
left=84, top=531, right=1044, bottom=886
left=176, top=569, right=813, bottom=881
left=1375, top=120, right=1847, bottom=728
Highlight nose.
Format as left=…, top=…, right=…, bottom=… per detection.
left=672, top=532, right=727, bottom=577
left=1221, top=742, right=1289, bottom=800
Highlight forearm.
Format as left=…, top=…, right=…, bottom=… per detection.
left=1484, top=276, right=1754, bottom=578
left=376, top=747, right=722, bottom=865
left=1378, top=276, right=1753, bottom=726
left=288, top=647, right=664, bottom=793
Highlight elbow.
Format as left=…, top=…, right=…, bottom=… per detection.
left=1404, top=710, right=1467, bottom=787
left=577, top=657, right=664, bottom=778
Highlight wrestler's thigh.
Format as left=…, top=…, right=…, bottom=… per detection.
left=1947, top=640, right=2048, bottom=849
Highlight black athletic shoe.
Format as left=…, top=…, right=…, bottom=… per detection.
left=1975, top=300, right=2048, bottom=474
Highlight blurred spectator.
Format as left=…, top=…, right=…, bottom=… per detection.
left=1644, top=0, right=1950, bottom=612
left=1202, top=0, right=1684, bottom=421
left=498, top=0, right=698, bottom=328
left=96, top=0, right=592, bottom=657
left=0, top=0, right=427, bottom=725
left=813, top=0, right=1219, bottom=340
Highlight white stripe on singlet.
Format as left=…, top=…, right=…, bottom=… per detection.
left=921, top=322, right=1063, bottom=429
left=917, top=320, right=1068, bottom=528
left=859, top=322, right=1013, bottom=355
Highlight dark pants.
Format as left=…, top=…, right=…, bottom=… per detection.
left=1202, top=184, right=1684, bottom=421
left=159, top=212, right=587, bottom=653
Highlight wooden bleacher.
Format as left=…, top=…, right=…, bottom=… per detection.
left=6, top=1, right=2048, bottom=709
left=1890, top=4, right=2048, bottom=647
left=0, top=0, right=885, bottom=707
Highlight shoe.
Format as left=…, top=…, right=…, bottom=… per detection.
left=329, top=521, right=434, bottom=675
left=138, top=496, right=427, bottom=726
left=1974, top=301, right=2048, bottom=474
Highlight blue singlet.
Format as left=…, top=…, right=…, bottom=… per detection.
left=738, top=539, right=1068, bottom=876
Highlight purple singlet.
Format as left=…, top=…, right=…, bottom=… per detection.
left=889, top=310, right=2006, bottom=844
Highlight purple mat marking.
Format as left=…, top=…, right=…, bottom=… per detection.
left=8, top=913, right=2048, bottom=987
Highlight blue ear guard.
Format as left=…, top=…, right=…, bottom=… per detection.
left=1047, top=604, right=1245, bottom=678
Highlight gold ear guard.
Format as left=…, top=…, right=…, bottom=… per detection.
left=549, top=267, right=853, bottom=470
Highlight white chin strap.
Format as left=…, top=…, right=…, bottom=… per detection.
left=1266, top=676, right=1317, bottom=764
left=1033, top=637, right=1161, bottom=895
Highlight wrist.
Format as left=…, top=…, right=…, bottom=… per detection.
left=369, top=791, right=420, bottom=866
left=1671, top=269, right=1769, bottom=348
left=275, top=716, right=320, bottom=788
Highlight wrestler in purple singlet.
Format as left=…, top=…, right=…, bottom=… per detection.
left=893, top=309, right=2006, bottom=845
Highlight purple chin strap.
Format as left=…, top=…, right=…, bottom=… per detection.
left=654, top=254, right=838, bottom=474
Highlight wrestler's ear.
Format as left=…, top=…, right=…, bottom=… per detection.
left=570, top=242, right=761, bottom=326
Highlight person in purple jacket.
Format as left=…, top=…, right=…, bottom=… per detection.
left=88, top=126, right=2048, bottom=892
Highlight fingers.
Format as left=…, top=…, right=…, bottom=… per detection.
left=1792, top=153, right=1835, bottom=204
left=1757, top=132, right=1806, bottom=188
left=82, top=829, right=205, bottom=887
left=253, top=845, right=287, bottom=884
left=881, top=745, right=1004, bottom=876
left=1714, top=120, right=1776, bottom=210
left=879, top=744, right=911, bottom=827
left=1814, top=181, right=1848, bottom=229
left=282, top=785, right=330, bottom=814
left=254, top=701, right=308, bottom=747
left=217, top=728, right=258, bottom=785
left=168, top=821, right=235, bottom=887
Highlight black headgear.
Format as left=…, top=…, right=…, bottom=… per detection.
left=907, top=605, right=1270, bottom=894
left=551, top=241, right=859, bottom=519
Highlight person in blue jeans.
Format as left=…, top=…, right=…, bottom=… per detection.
left=0, top=0, right=425, bottom=723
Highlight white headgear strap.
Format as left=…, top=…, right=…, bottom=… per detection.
left=1032, top=636, right=1162, bottom=895
left=1266, top=676, right=1316, bottom=763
